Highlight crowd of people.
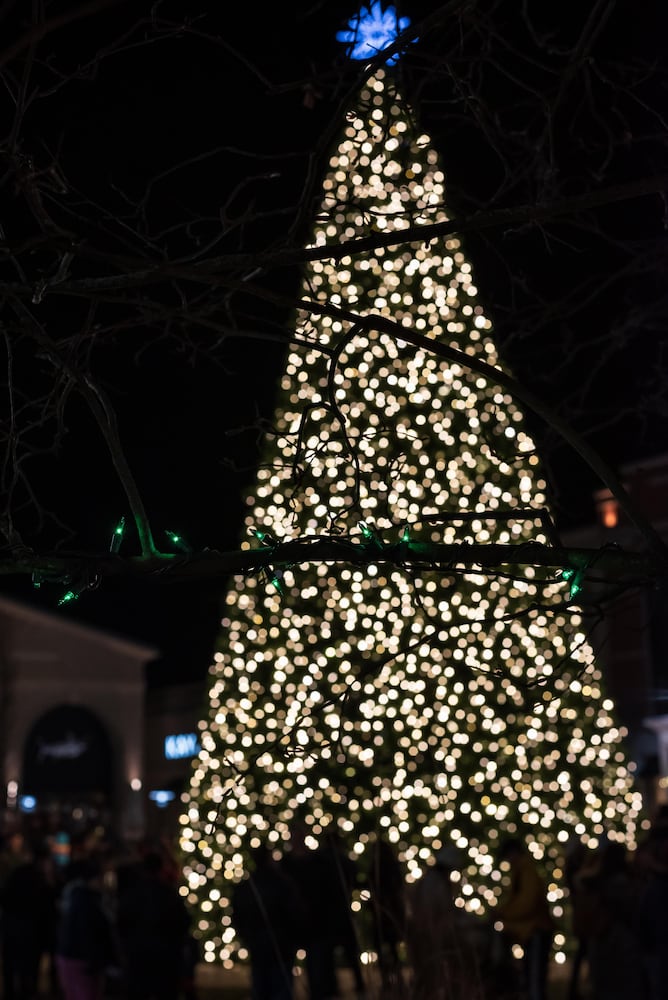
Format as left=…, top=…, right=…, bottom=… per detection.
left=0, top=829, right=196, bottom=1000
left=2, top=811, right=668, bottom=1000
left=231, top=812, right=668, bottom=1000
left=232, top=826, right=527, bottom=1000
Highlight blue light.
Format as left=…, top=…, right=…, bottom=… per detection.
left=149, top=789, right=176, bottom=808
left=336, top=2, right=413, bottom=66
left=164, top=732, right=200, bottom=760
left=19, top=795, right=37, bottom=812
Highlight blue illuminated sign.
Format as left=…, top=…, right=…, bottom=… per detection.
left=149, top=789, right=176, bottom=808
left=336, top=2, right=413, bottom=66
left=164, top=732, right=199, bottom=760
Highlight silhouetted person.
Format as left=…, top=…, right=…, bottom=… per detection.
left=634, top=828, right=668, bottom=1000
left=318, top=832, right=364, bottom=998
left=2, top=841, right=57, bottom=1000
left=233, top=844, right=306, bottom=1000
left=651, top=804, right=668, bottom=837
left=129, top=836, right=199, bottom=999
left=55, top=854, right=117, bottom=1000
left=407, top=846, right=484, bottom=1000
left=367, top=836, right=405, bottom=990
left=563, top=836, right=589, bottom=1000
left=117, top=850, right=190, bottom=1000
left=579, top=840, right=647, bottom=1000
left=0, top=832, right=28, bottom=891
left=280, top=824, right=339, bottom=1000
left=495, top=837, right=553, bottom=1000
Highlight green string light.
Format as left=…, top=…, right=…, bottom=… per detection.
left=401, top=525, right=411, bottom=543
left=110, top=516, right=126, bottom=554
left=560, top=566, right=584, bottom=598
left=250, top=527, right=275, bottom=547
left=58, top=589, right=79, bottom=607
left=359, top=520, right=384, bottom=551
left=250, top=527, right=282, bottom=593
left=165, top=529, right=192, bottom=554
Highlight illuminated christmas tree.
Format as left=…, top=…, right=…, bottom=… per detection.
left=180, top=2, right=643, bottom=970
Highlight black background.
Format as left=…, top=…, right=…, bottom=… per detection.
left=1, top=0, right=666, bottom=685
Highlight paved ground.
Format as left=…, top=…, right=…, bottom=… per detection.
left=195, top=961, right=576, bottom=999
left=35, top=956, right=578, bottom=998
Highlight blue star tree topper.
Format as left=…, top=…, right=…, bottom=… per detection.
left=336, top=1, right=413, bottom=66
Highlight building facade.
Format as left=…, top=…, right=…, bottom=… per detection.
left=143, top=681, right=206, bottom=837
left=563, top=452, right=668, bottom=806
left=0, top=595, right=155, bottom=840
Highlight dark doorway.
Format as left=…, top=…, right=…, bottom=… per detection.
left=22, top=705, right=113, bottom=829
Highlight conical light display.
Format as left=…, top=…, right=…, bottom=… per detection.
left=179, top=16, right=643, bottom=970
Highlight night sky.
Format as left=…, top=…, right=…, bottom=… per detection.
left=1, top=0, right=666, bottom=685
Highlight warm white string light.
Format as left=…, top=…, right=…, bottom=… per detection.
left=180, top=69, right=643, bottom=969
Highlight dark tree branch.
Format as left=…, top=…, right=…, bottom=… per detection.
left=0, top=0, right=132, bottom=70
left=0, top=538, right=661, bottom=588
left=1, top=173, right=665, bottom=297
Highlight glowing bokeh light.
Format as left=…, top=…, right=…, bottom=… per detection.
left=180, top=68, right=643, bottom=967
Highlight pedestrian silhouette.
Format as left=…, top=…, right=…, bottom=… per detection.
left=367, top=835, right=405, bottom=990
left=495, top=837, right=553, bottom=1000
left=578, top=839, right=647, bottom=1000
left=563, top=836, right=589, bottom=1000
left=55, top=853, right=117, bottom=1000
left=233, top=843, right=306, bottom=1000
left=280, top=824, right=339, bottom=999
left=318, top=832, right=364, bottom=998
left=407, top=845, right=485, bottom=1000
left=637, top=828, right=668, bottom=1000
left=2, top=841, right=57, bottom=1000
left=117, top=850, right=190, bottom=1000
